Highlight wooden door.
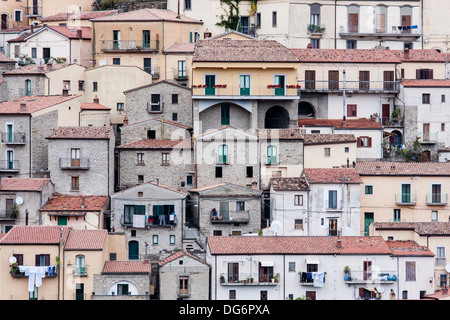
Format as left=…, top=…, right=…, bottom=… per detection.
left=423, top=123, right=430, bottom=141
left=328, top=70, right=339, bottom=90
left=1, top=14, right=7, bottom=30
left=401, top=15, right=411, bottom=33
left=383, top=71, right=395, bottom=90
left=305, top=291, right=316, bottom=300
left=364, top=212, right=373, bottom=236
left=382, top=104, right=390, bottom=124
left=376, top=14, right=385, bottom=33
left=240, top=75, right=250, bottom=95
left=305, top=70, right=316, bottom=90
left=71, top=148, right=80, bottom=167
left=359, top=71, right=370, bottom=90
left=348, top=14, right=358, bottom=32
left=329, top=219, right=337, bottom=236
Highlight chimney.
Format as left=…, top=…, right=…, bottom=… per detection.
left=177, top=0, right=180, bottom=18
left=404, top=48, right=410, bottom=59
left=47, top=62, right=53, bottom=71
left=336, top=231, right=342, bottom=248
left=81, top=200, right=85, bottom=209
left=123, top=115, right=128, bottom=126
left=204, top=28, right=212, bottom=39
left=20, top=101, right=27, bottom=112
left=93, top=95, right=99, bottom=104
left=62, top=85, right=69, bottom=97
left=307, top=43, right=312, bottom=49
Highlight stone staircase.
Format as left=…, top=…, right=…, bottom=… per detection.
left=184, top=226, right=206, bottom=251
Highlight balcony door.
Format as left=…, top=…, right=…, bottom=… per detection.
left=401, top=184, right=411, bottom=203
left=401, top=15, right=411, bottom=33
left=71, top=148, right=80, bottom=167
left=220, top=202, right=229, bottom=220
left=6, top=150, right=13, bottom=169
left=239, top=75, right=250, bottom=96
left=423, top=123, right=430, bottom=141
left=364, top=212, right=374, bottom=236
left=328, top=218, right=337, bottom=236
left=113, top=30, right=120, bottom=49
left=348, top=13, right=358, bottom=33
left=205, top=74, right=216, bottom=95
left=363, top=261, right=372, bottom=280
left=142, top=30, right=150, bottom=49
left=274, top=75, right=285, bottom=96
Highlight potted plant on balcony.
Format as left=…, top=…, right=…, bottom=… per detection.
left=9, top=204, right=19, bottom=218
left=220, top=275, right=225, bottom=283
left=272, top=274, right=279, bottom=283
left=344, top=266, right=352, bottom=281
left=10, top=262, right=19, bottom=275
left=391, top=109, right=400, bottom=125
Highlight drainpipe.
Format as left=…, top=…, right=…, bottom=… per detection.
left=334, top=0, right=337, bottom=49
left=28, top=115, right=31, bottom=178
left=342, top=69, right=346, bottom=121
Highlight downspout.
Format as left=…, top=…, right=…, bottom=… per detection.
left=107, top=138, right=110, bottom=196
left=91, top=22, right=96, bottom=67
left=334, top=0, right=337, bottom=49
left=162, top=20, right=166, bottom=79
left=28, top=115, right=31, bottom=178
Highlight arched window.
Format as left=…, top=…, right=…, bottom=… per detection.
left=267, top=145, right=277, bottom=164
left=75, top=255, right=86, bottom=276
left=128, top=240, right=139, bottom=260
left=25, top=79, right=31, bottom=96
left=218, top=144, right=228, bottom=164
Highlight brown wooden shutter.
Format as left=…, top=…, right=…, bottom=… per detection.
left=35, top=255, right=40, bottom=266
left=429, top=69, right=434, bottom=79
left=416, top=69, right=421, bottom=79
left=357, top=137, right=361, bottom=148
left=328, top=70, right=339, bottom=90
left=349, top=14, right=358, bottom=32
left=359, top=287, right=365, bottom=298
left=368, top=137, right=372, bottom=147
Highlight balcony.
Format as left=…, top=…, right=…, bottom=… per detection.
left=298, top=80, right=399, bottom=93
left=299, top=271, right=326, bottom=286
left=192, top=84, right=300, bottom=100
left=1, top=132, right=26, bottom=145
left=173, top=68, right=189, bottom=81
left=11, top=265, right=57, bottom=278
left=210, top=210, right=250, bottom=224
left=0, top=210, right=18, bottom=220
left=59, top=158, right=90, bottom=170
left=426, top=193, right=448, bottom=206
left=121, top=213, right=177, bottom=227
left=339, top=25, right=422, bottom=40
left=418, top=132, right=439, bottom=144
left=344, top=271, right=397, bottom=284
left=0, top=160, right=19, bottom=172
left=144, top=66, right=160, bottom=79
left=307, top=24, right=326, bottom=36
left=381, top=117, right=404, bottom=127
left=101, top=40, right=159, bottom=53
left=25, top=6, right=43, bottom=17
left=220, top=273, right=280, bottom=286
left=73, top=265, right=87, bottom=277
left=395, top=193, right=416, bottom=205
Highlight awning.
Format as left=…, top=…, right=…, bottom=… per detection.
left=260, top=261, right=274, bottom=267
left=306, top=259, right=320, bottom=265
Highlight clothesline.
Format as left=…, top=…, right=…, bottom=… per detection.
left=18, top=265, right=57, bottom=292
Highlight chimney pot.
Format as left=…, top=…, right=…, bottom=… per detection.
left=62, top=85, right=69, bottom=97
left=404, top=48, right=410, bottom=59
left=123, top=115, right=128, bottom=126
left=47, top=62, right=53, bottom=71
left=93, top=95, right=99, bottom=104
left=20, top=102, right=27, bottom=112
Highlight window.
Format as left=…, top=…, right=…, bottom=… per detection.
left=432, top=210, right=438, bottom=221
left=310, top=4, right=320, bottom=25
left=138, top=175, right=144, bottom=184
left=93, top=82, right=98, bottom=92
left=116, top=103, right=124, bottom=111
left=178, top=60, right=186, bottom=78
left=221, top=104, right=229, bottom=125
left=144, top=58, right=152, bottom=73
left=239, top=74, right=250, bottom=95
left=147, top=130, right=156, bottom=139
left=422, top=93, right=430, bottom=104
left=218, top=145, right=228, bottom=164
left=70, top=148, right=80, bottom=167
left=170, top=235, right=176, bottom=245
left=328, top=70, right=339, bottom=90
left=117, top=284, right=129, bottom=295
left=186, top=175, right=193, bottom=186
left=184, top=0, right=191, bottom=10
left=228, top=263, right=239, bottom=282
left=229, top=290, right=236, bottom=300
left=255, top=13, right=261, bottom=28
left=416, top=69, right=433, bottom=80
left=345, top=147, right=349, bottom=153
left=259, top=262, right=274, bottom=283
left=347, top=104, right=357, bottom=117
left=150, top=94, right=161, bottom=112
left=436, top=247, right=446, bottom=266
left=172, top=113, right=178, bottom=121
left=442, top=95, right=446, bottom=103
left=14, top=10, right=22, bottom=22
left=401, top=183, right=411, bottom=203
left=305, top=70, right=316, bottom=90
left=246, top=166, right=253, bottom=178
left=294, top=219, right=303, bottom=230
left=364, top=185, right=373, bottom=195
left=363, top=261, right=372, bottom=281
left=294, top=195, right=303, bottom=206
left=35, top=254, right=50, bottom=266
left=152, top=235, right=158, bottom=244
left=394, top=209, right=401, bottom=222
left=346, top=40, right=356, bottom=49
left=75, top=255, right=86, bottom=275
left=137, top=152, right=144, bottom=165
left=442, top=123, right=445, bottom=132
left=25, top=80, right=31, bottom=96
left=432, top=184, right=442, bottom=203
left=358, top=136, right=372, bottom=148
left=57, top=216, right=67, bottom=226
left=78, top=81, right=85, bottom=91
left=31, top=48, right=37, bottom=58
left=172, top=94, right=178, bottom=104
left=236, top=201, right=245, bottom=212
left=310, top=38, right=320, bottom=49
left=189, top=31, right=199, bottom=43
left=142, top=30, right=150, bottom=48
left=272, top=11, right=277, bottom=27
left=359, top=71, right=370, bottom=90
left=112, top=58, right=120, bottom=65
left=405, top=261, right=416, bottom=281
left=328, top=190, right=337, bottom=209
left=71, top=176, right=79, bottom=191
left=288, top=262, right=296, bottom=272
left=162, top=152, right=170, bottom=165
left=179, top=276, right=189, bottom=296
left=215, top=166, right=222, bottom=178
left=324, top=147, right=330, bottom=157
left=267, top=145, right=277, bottom=164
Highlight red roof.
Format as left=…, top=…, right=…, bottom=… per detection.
left=64, top=229, right=108, bottom=250
left=158, top=250, right=210, bottom=267
left=401, top=80, right=450, bottom=87
left=0, top=225, right=71, bottom=245
left=304, top=168, right=362, bottom=184
left=0, top=52, right=16, bottom=63
left=91, top=8, right=202, bottom=24
left=41, top=193, right=108, bottom=212
left=163, top=42, right=196, bottom=53
left=40, top=10, right=117, bottom=21
left=0, top=178, right=51, bottom=191
left=0, top=95, right=80, bottom=114
left=391, top=49, right=447, bottom=62
left=386, top=240, right=434, bottom=257
left=298, top=118, right=383, bottom=129
left=46, top=126, right=113, bottom=139
left=80, top=102, right=111, bottom=110
left=290, top=48, right=401, bottom=63
left=356, top=161, right=450, bottom=176
left=3, top=63, right=70, bottom=75
left=8, top=26, right=91, bottom=42
left=102, top=260, right=152, bottom=274
left=207, top=236, right=392, bottom=255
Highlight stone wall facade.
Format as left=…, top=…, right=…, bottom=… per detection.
left=120, top=119, right=191, bottom=145
left=2, top=74, right=46, bottom=101
left=92, top=273, right=151, bottom=299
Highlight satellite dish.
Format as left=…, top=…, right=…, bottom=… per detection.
left=99, top=59, right=106, bottom=66
left=15, top=196, right=23, bottom=205
left=445, top=264, right=450, bottom=273
left=9, top=256, right=17, bottom=264
left=270, top=220, right=282, bottom=235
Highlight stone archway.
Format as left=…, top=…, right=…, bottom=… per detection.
left=390, top=130, right=403, bottom=148
left=298, top=101, right=316, bottom=118
left=264, top=106, right=290, bottom=128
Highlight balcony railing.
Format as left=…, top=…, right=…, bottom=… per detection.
left=344, top=271, right=398, bottom=283
left=25, top=6, right=43, bottom=16
left=121, top=213, right=177, bottom=227
left=237, top=25, right=257, bottom=36
left=418, top=132, right=439, bottom=144
left=0, top=160, right=19, bottom=172
left=210, top=210, right=250, bottom=224
left=307, top=24, right=326, bottom=35
left=11, top=265, right=57, bottom=278
left=1, top=132, right=26, bottom=144
left=73, top=266, right=87, bottom=276
left=395, top=193, right=416, bottom=205
left=144, top=66, right=160, bottom=78
left=101, top=40, right=159, bottom=52
left=339, top=25, right=422, bottom=38
left=0, top=210, right=18, bottom=220
left=173, top=68, right=189, bottom=80
left=220, top=273, right=280, bottom=285
left=381, top=117, right=404, bottom=127
left=298, top=80, right=399, bottom=93
left=299, top=271, right=326, bottom=285
left=192, top=84, right=300, bottom=98
left=59, top=158, right=90, bottom=170
left=426, top=193, right=448, bottom=205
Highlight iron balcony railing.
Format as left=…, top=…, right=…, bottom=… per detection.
left=339, top=25, right=422, bottom=37
left=220, top=272, right=280, bottom=285
left=102, top=40, right=159, bottom=52
left=59, top=158, right=90, bottom=170
left=0, top=160, right=19, bottom=171
left=344, top=270, right=398, bottom=283
left=25, top=6, right=43, bottom=16
left=192, top=84, right=300, bottom=98
left=298, top=80, right=400, bottom=93
left=426, top=193, right=448, bottom=205
left=418, top=132, right=439, bottom=144
left=307, top=24, right=326, bottom=35
left=299, top=271, right=326, bottom=285
left=121, top=213, right=178, bottom=227
left=73, top=265, right=87, bottom=276
left=0, top=210, right=18, bottom=220
left=210, top=210, right=250, bottom=224
left=395, top=193, right=416, bottom=205
left=173, top=68, right=189, bottom=80
left=1, top=132, right=26, bottom=144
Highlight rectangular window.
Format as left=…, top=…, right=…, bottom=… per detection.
left=117, top=284, right=129, bottom=295
left=142, top=30, right=150, bottom=49
left=310, top=38, right=320, bottom=49
left=272, top=11, right=277, bottom=27
left=328, top=190, right=337, bottom=209
left=442, top=95, right=446, bottom=103
left=93, top=82, right=98, bottom=92
left=358, top=136, right=372, bottom=148
left=31, top=48, right=37, bottom=58
left=442, top=123, right=445, bottom=132
left=422, top=93, right=430, bottom=104
left=236, top=201, right=245, bottom=212
left=363, top=261, right=372, bottom=281
left=162, top=152, right=170, bottom=165
left=172, top=113, right=178, bottom=121
left=170, top=235, right=176, bottom=245
left=78, top=80, right=85, bottom=91
left=267, top=145, right=277, bottom=164
left=256, top=13, right=261, bottom=27
left=364, top=185, right=373, bottom=195
left=117, top=103, right=124, bottom=111
left=144, top=58, right=152, bottom=73
left=218, top=145, right=228, bottom=164
left=153, top=235, right=158, bottom=244
left=138, top=175, right=144, bottom=184
left=71, top=148, right=80, bottom=167
left=179, top=276, right=189, bottom=295
left=71, top=176, right=79, bottom=191
left=294, top=195, right=303, bottom=206
left=324, top=147, right=330, bottom=157
left=147, top=130, right=156, bottom=139
left=178, top=60, right=186, bottom=78
left=221, top=103, right=229, bottom=125
left=401, top=184, right=411, bottom=203
left=215, top=166, right=222, bottom=178
left=112, top=58, right=120, bottom=65
left=432, top=210, right=438, bottom=221
left=246, top=166, right=253, bottom=178
left=184, top=0, right=191, bottom=10
left=172, top=94, right=178, bottom=104
left=294, top=219, right=303, bottom=230
left=150, top=94, right=161, bottom=112
left=432, top=184, right=442, bottom=203
left=35, top=254, right=50, bottom=267
left=137, top=152, right=144, bottom=165
left=228, top=263, right=239, bottom=282
left=405, top=261, right=416, bottom=281
left=328, top=70, right=339, bottom=90
left=288, top=262, right=296, bottom=272
left=416, top=69, right=433, bottom=80
left=305, top=70, right=316, bottom=90
left=14, top=10, right=22, bottom=22
left=186, top=175, right=193, bottom=186
left=229, top=290, right=236, bottom=299
left=394, top=209, right=401, bottom=222
left=347, top=104, right=357, bottom=117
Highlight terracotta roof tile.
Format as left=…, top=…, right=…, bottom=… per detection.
left=64, top=229, right=108, bottom=250
left=0, top=95, right=80, bottom=114
left=46, top=126, right=113, bottom=139
left=123, top=80, right=191, bottom=94
left=0, top=178, right=51, bottom=191
left=102, top=260, right=152, bottom=274
left=123, top=117, right=192, bottom=130
left=257, top=128, right=305, bottom=140
left=270, top=177, right=310, bottom=191
left=303, top=133, right=357, bottom=145
left=207, top=236, right=392, bottom=255
left=48, top=26, right=91, bottom=39
left=40, top=10, right=118, bottom=21
left=193, top=39, right=299, bottom=63
left=0, top=52, right=16, bottom=63
left=91, top=8, right=202, bottom=24
left=117, top=138, right=191, bottom=150
left=290, top=48, right=401, bottom=63
left=189, top=183, right=262, bottom=195
left=355, top=161, right=450, bottom=176
left=0, top=225, right=71, bottom=244
left=298, top=118, right=383, bottom=129
left=386, top=240, right=435, bottom=257
left=3, top=63, right=69, bottom=75
left=158, top=249, right=209, bottom=267
left=391, top=49, right=447, bottom=62
left=401, top=80, right=450, bottom=87
left=41, top=193, right=108, bottom=212
left=304, top=168, right=362, bottom=184
left=163, top=42, right=195, bottom=53
left=80, top=102, right=111, bottom=110
left=373, top=222, right=450, bottom=235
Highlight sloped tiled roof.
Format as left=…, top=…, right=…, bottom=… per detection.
left=298, top=118, right=383, bottom=129
left=102, top=260, right=152, bottom=274
left=46, top=126, right=113, bottom=139
left=303, top=133, right=357, bottom=145
left=193, top=39, right=299, bottom=63
left=0, top=225, right=71, bottom=245
left=373, top=222, right=450, bottom=236
left=257, top=128, right=305, bottom=140
left=401, top=79, right=450, bottom=87
left=117, top=138, right=192, bottom=150
left=41, top=193, right=108, bottom=212
left=391, top=49, right=447, bottom=62
left=189, top=182, right=262, bottom=195
left=355, top=161, right=450, bottom=176
left=290, top=48, right=401, bottom=63
left=163, top=42, right=195, bottom=53
left=0, top=95, right=80, bottom=114
left=158, top=249, right=210, bottom=267
left=0, top=52, right=16, bottom=63
left=0, top=178, right=51, bottom=191
left=40, top=10, right=118, bottom=21
left=270, top=177, right=310, bottom=191
left=123, top=79, right=191, bottom=94
left=8, top=26, right=91, bottom=42
left=91, top=8, right=202, bottom=24
left=3, top=63, right=69, bottom=75
left=304, top=168, right=362, bottom=184
left=122, top=117, right=192, bottom=130
left=386, top=240, right=435, bottom=257
left=80, top=102, right=111, bottom=110
left=207, top=236, right=392, bottom=255
left=64, top=229, right=108, bottom=251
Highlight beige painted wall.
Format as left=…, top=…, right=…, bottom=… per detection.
left=304, top=142, right=356, bottom=168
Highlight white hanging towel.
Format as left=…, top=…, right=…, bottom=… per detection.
left=133, top=214, right=146, bottom=228
left=312, top=272, right=325, bottom=288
